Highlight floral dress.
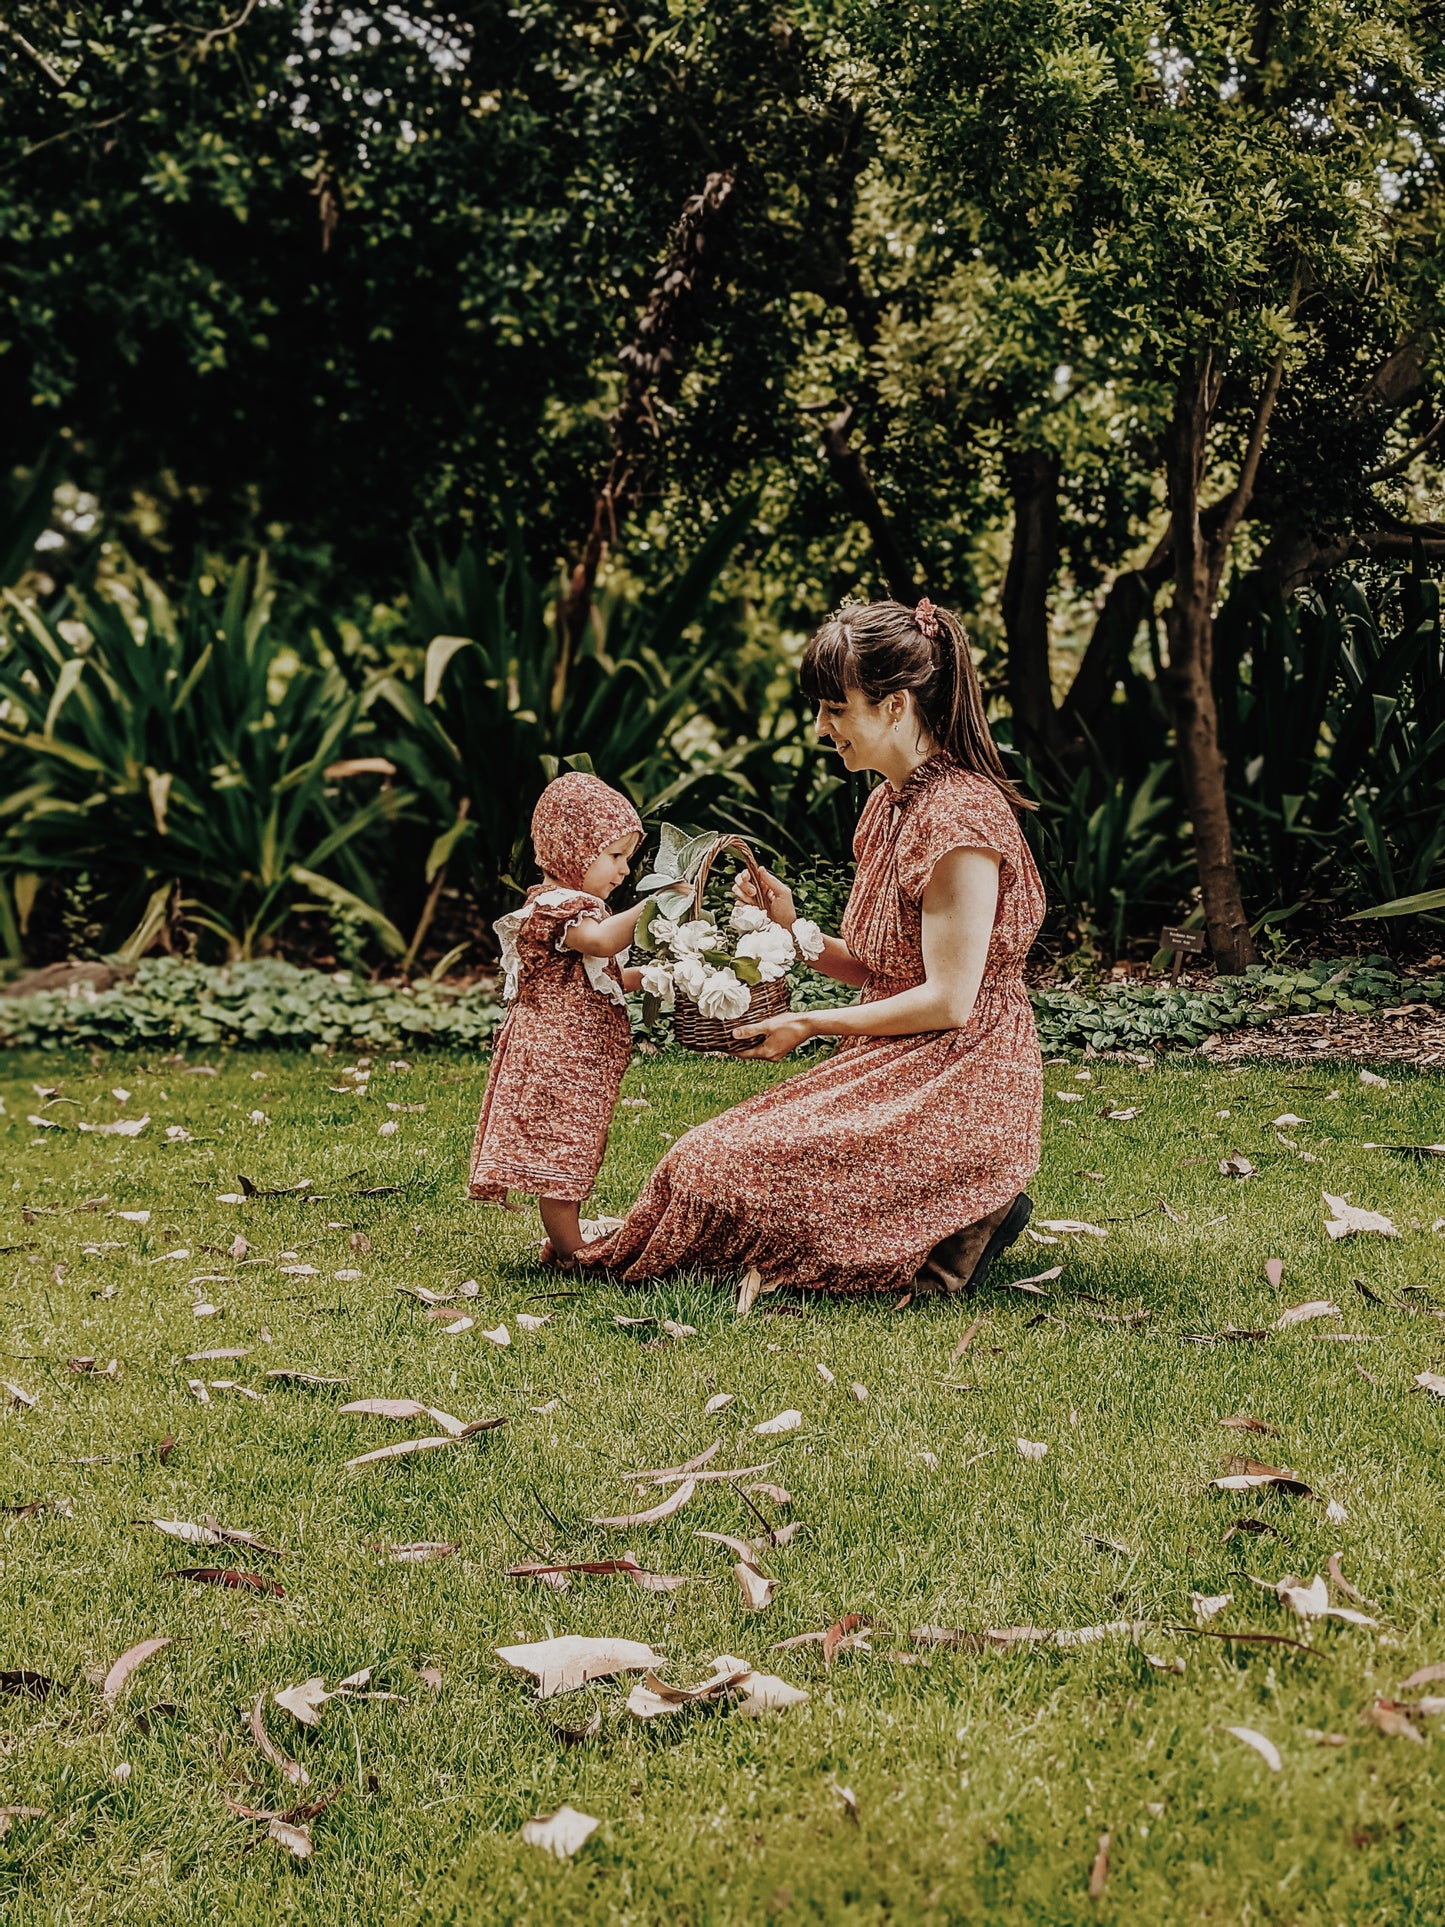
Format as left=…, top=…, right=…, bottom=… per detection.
left=575, top=756, right=1046, bottom=1294
left=468, top=887, right=633, bottom=1203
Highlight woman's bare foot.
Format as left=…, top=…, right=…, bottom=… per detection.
left=914, top=1195, right=1032, bottom=1295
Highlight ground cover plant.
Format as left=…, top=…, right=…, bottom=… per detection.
left=2, top=1048, right=1445, bottom=1925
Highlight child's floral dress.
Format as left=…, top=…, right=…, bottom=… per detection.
left=468, top=887, right=632, bottom=1202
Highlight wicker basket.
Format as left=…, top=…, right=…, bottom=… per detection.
left=670, top=835, right=792, bottom=1055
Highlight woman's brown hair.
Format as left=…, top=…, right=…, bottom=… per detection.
left=800, top=598, right=1035, bottom=814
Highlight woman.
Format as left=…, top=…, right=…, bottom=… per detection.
left=575, top=597, right=1046, bottom=1297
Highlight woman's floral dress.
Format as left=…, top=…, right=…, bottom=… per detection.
left=468, top=887, right=633, bottom=1203
left=576, top=756, right=1046, bottom=1294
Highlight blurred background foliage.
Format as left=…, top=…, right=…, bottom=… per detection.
left=2, top=0, right=1443, bottom=976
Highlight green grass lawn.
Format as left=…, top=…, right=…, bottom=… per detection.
left=3, top=1042, right=1445, bottom=1926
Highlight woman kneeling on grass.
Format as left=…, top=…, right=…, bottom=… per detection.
left=575, top=597, right=1047, bottom=1298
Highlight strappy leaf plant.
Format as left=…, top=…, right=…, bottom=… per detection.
left=0, top=558, right=410, bottom=958
left=371, top=500, right=755, bottom=915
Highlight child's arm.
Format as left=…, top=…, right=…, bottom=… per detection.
left=619, top=965, right=644, bottom=992
left=561, top=898, right=647, bottom=959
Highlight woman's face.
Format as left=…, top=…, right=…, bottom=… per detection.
left=812, top=687, right=904, bottom=774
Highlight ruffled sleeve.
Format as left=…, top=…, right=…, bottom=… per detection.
left=538, top=889, right=629, bottom=1008
left=894, top=770, right=1017, bottom=904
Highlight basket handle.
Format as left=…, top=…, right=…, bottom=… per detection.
left=690, top=835, right=772, bottom=923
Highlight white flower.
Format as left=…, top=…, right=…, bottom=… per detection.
left=669, top=917, right=718, bottom=955
left=728, top=902, right=770, bottom=935
left=792, top=917, right=825, bottom=963
left=672, top=952, right=709, bottom=1000
left=696, top=967, right=751, bottom=1022
left=736, top=922, right=795, bottom=984
left=639, top=963, right=675, bottom=1011
left=648, top=914, right=680, bottom=947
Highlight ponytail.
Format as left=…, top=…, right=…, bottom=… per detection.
left=800, top=599, right=1035, bottom=815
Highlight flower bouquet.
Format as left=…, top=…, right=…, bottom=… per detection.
left=632, top=828, right=824, bottom=1054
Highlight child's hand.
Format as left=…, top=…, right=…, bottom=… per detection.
left=733, top=865, right=796, bottom=930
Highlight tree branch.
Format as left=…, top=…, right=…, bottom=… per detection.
left=1, top=18, right=66, bottom=89
left=817, top=403, right=920, bottom=605
left=1364, top=412, right=1445, bottom=484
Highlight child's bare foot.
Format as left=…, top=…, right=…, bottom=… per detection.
left=539, top=1196, right=585, bottom=1260
left=537, top=1238, right=578, bottom=1271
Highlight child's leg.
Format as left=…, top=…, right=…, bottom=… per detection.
left=539, top=1195, right=584, bottom=1260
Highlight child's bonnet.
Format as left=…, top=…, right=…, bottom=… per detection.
left=494, top=772, right=644, bottom=1007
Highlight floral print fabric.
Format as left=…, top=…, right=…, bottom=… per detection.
left=529, top=772, right=643, bottom=890
left=576, top=756, right=1046, bottom=1294
left=468, top=887, right=633, bottom=1203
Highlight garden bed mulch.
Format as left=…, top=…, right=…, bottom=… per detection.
left=1200, top=1002, right=1445, bottom=1067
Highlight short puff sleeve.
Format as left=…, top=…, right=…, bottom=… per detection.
left=894, top=774, right=1016, bottom=905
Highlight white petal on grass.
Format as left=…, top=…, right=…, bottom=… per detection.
left=187, top=1380, right=210, bottom=1404
left=378, top=1120, right=399, bottom=1137
left=1323, top=1192, right=1399, bottom=1240
left=1326, top=1498, right=1350, bottom=1523
left=1359, top=1068, right=1388, bottom=1087
left=3, top=1381, right=38, bottom=1410
left=496, top=1635, right=663, bottom=1699
left=754, top=1409, right=802, bottom=1437
left=1227, top=1726, right=1282, bottom=1773
left=734, top=1562, right=775, bottom=1611
left=1192, top=1592, right=1232, bottom=1622
left=480, top=1325, right=510, bottom=1347
left=591, top=1478, right=697, bottom=1530
left=704, top=1393, right=735, bottom=1414
left=78, top=1116, right=150, bottom=1137
left=736, top=1667, right=810, bottom=1713
left=1265, top=1257, right=1285, bottom=1289
left=115, top=1210, right=151, bottom=1223
left=1016, top=1438, right=1048, bottom=1461
left=520, top=1805, right=599, bottom=1860
left=266, top=1819, right=313, bottom=1859
left=850, top=1382, right=868, bottom=1403
left=1275, top=1299, right=1341, bottom=1330
left=1414, top=1372, right=1445, bottom=1400
left=816, top=1364, right=835, bottom=1385
left=515, top=1313, right=550, bottom=1332
left=1035, top=1220, right=1108, bottom=1238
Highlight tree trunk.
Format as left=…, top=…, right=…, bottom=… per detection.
left=819, top=404, right=920, bottom=605
left=1001, top=448, right=1062, bottom=761
left=1162, top=356, right=1259, bottom=972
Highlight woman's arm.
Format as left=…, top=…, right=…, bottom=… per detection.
left=732, top=848, right=1000, bottom=1059
left=562, top=899, right=647, bottom=959
left=733, top=866, right=869, bottom=988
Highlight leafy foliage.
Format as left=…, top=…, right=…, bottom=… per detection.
left=0, top=561, right=406, bottom=957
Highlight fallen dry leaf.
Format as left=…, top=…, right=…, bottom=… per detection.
left=419, top=1665, right=443, bottom=1692
left=626, top=1657, right=751, bottom=1719
left=383, top=1541, right=460, bottom=1564
left=1192, top=1592, right=1232, bottom=1622
left=1219, top=1414, right=1278, bottom=1436
left=1016, top=1438, right=1048, bottom=1461
left=1088, top=1832, right=1110, bottom=1900
left=1401, top=1661, right=1445, bottom=1691
left=733, top=1562, right=775, bottom=1612
left=515, top=1312, right=549, bottom=1332
left=275, top=1678, right=330, bottom=1727
left=1219, top=1153, right=1256, bottom=1179
left=1, top=1670, right=62, bottom=1698
left=248, top=1694, right=310, bottom=1786
left=495, top=1635, right=663, bottom=1699
left=736, top=1267, right=775, bottom=1317
left=265, top=1818, right=313, bottom=1858
left=849, top=1382, right=868, bottom=1403
left=1265, top=1257, right=1285, bottom=1289
left=590, top=1477, right=697, bottom=1530
left=754, top=1409, right=802, bottom=1437
left=3, top=1380, right=37, bottom=1410
left=1275, top=1299, right=1341, bottom=1330
left=816, top=1363, right=835, bottom=1385
left=338, top=1397, right=469, bottom=1436
left=1227, top=1726, right=1282, bottom=1772
left=101, top=1637, right=170, bottom=1707
left=1363, top=1700, right=1423, bottom=1743
left=1266, top=1573, right=1378, bottom=1627
left=704, top=1393, right=735, bottom=1414
left=1414, top=1372, right=1445, bottom=1399
left=734, top=1664, right=809, bottom=1713
left=145, top=1518, right=282, bottom=1556
left=520, top=1804, right=599, bottom=1859
left=1323, top=1192, right=1399, bottom=1240
left=78, top=1115, right=150, bottom=1137
left=1034, top=1219, right=1108, bottom=1238
left=164, top=1567, right=284, bottom=1597
left=1211, top=1457, right=1314, bottom=1498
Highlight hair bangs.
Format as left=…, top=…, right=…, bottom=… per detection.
left=799, top=621, right=857, bottom=707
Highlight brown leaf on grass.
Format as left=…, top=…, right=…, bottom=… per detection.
left=590, top=1478, right=697, bottom=1529
left=343, top=1435, right=465, bottom=1469
left=1304, top=1728, right=1348, bottom=1746
left=1166, top=1625, right=1324, bottom=1657
left=1363, top=1700, right=1424, bottom=1743
left=520, top=1804, right=600, bottom=1859
left=145, top=1518, right=283, bottom=1557
left=746, top=1483, right=792, bottom=1507
left=101, top=1637, right=171, bottom=1706
left=495, top=1635, right=663, bottom=1699
left=626, top=1658, right=752, bottom=1719
left=274, top=1678, right=330, bottom=1727
left=1219, top=1414, right=1278, bottom=1436
left=1265, top=1258, right=1284, bottom=1289
left=1211, top=1458, right=1314, bottom=1498
left=999, top=1266, right=1061, bottom=1295
left=1276, top=1299, right=1341, bottom=1330
left=696, top=1530, right=764, bottom=1563
left=1218, top=1154, right=1256, bottom=1179
left=734, top=1562, right=775, bottom=1611
left=625, top=1441, right=721, bottom=1482
left=165, top=1567, right=284, bottom=1596
left=949, top=1313, right=986, bottom=1368
left=249, top=1693, right=310, bottom=1786
left=507, top=1558, right=693, bottom=1593
left=545, top=1705, right=602, bottom=1743
left=1192, top=1593, right=1233, bottom=1623
left=1323, top=1193, right=1399, bottom=1240
left=1088, top=1832, right=1111, bottom=1899
left=186, top=1348, right=250, bottom=1363
left=1325, top=1553, right=1373, bottom=1609
left=1, top=1669, right=62, bottom=1698
left=156, top=1433, right=177, bottom=1464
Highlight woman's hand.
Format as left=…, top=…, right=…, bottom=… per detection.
left=733, top=863, right=797, bottom=930
left=730, top=1011, right=817, bottom=1060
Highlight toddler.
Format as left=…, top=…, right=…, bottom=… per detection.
left=468, top=771, right=650, bottom=1260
